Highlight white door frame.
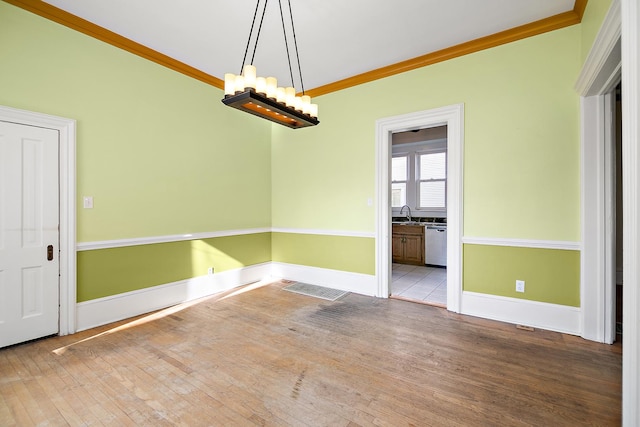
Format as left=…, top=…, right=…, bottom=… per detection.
left=621, top=0, right=640, bottom=424
left=375, top=104, right=464, bottom=312
left=0, top=105, right=76, bottom=336
left=575, top=0, right=620, bottom=343
left=577, top=0, right=640, bottom=422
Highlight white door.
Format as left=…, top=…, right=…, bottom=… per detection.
left=0, top=120, right=60, bottom=348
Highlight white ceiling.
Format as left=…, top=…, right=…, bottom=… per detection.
left=43, top=0, right=576, bottom=91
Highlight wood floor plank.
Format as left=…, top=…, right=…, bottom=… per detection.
left=0, top=280, right=621, bottom=426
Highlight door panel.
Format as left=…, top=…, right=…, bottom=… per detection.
left=0, top=121, right=59, bottom=348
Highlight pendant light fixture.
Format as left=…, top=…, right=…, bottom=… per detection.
left=222, top=0, right=319, bottom=129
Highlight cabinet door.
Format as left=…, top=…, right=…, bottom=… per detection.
left=403, top=235, right=424, bottom=265
left=392, top=234, right=405, bottom=263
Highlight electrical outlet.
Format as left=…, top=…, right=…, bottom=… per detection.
left=516, top=280, right=525, bottom=293
left=208, top=267, right=214, bottom=275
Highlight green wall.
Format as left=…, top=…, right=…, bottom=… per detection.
left=0, top=2, right=272, bottom=300
left=272, top=233, right=375, bottom=275
left=463, top=244, right=580, bottom=307
left=2, top=1, right=594, bottom=309
left=0, top=2, right=272, bottom=242
left=273, top=26, right=582, bottom=242
left=272, top=26, right=583, bottom=306
left=77, top=233, right=271, bottom=301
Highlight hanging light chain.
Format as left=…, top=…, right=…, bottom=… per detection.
left=240, top=0, right=262, bottom=75
left=277, top=0, right=296, bottom=89
left=286, top=0, right=305, bottom=95
left=249, top=0, right=269, bottom=68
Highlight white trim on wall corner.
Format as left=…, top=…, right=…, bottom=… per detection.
left=462, top=237, right=580, bottom=251
left=461, top=291, right=581, bottom=336
left=77, top=228, right=272, bottom=251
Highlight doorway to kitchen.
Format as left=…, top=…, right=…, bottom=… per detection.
left=375, top=104, right=463, bottom=313
left=390, top=126, right=448, bottom=306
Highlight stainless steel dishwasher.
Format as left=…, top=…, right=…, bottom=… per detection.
left=425, top=225, right=447, bottom=266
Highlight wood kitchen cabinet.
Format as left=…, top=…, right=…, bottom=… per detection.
left=392, top=224, right=424, bottom=265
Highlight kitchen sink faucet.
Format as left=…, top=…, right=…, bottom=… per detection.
left=400, top=205, right=412, bottom=222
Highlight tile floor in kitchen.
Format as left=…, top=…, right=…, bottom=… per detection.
left=391, top=263, right=447, bottom=306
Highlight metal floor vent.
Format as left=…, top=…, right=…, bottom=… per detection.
left=282, top=282, right=349, bottom=301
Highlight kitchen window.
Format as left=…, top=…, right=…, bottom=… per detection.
left=391, top=156, right=408, bottom=207
left=418, top=151, right=446, bottom=209
left=392, top=144, right=447, bottom=213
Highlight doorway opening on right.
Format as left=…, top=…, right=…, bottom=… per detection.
left=389, top=125, right=448, bottom=307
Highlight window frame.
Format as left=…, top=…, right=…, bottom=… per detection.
left=417, top=148, right=447, bottom=211
left=391, top=139, right=447, bottom=217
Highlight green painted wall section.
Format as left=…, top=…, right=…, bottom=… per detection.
left=272, top=233, right=375, bottom=275
left=581, top=0, right=614, bottom=64
left=77, top=233, right=271, bottom=301
left=463, top=244, right=580, bottom=307
left=2, top=1, right=587, bottom=307
left=272, top=26, right=582, bottom=242
left=0, top=2, right=272, bottom=243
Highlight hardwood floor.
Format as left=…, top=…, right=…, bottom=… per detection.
left=0, top=280, right=621, bottom=426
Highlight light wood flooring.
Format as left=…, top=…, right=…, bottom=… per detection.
left=1, top=280, right=621, bottom=426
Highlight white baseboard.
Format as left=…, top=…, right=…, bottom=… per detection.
left=461, top=291, right=581, bottom=335
left=76, top=262, right=579, bottom=336
left=76, top=262, right=272, bottom=332
left=271, top=262, right=377, bottom=296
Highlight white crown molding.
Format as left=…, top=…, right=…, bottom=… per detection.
left=575, top=0, right=622, bottom=96
left=76, top=228, right=272, bottom=251
left=461, top=291, right=581, bottom=336
left=462, top=236, right=580, bottom=251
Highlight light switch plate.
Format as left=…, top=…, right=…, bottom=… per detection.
left=83, top=196, right=93, bottom=209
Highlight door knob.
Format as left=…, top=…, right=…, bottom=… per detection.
left=47, top=245, right=54, bottom=261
